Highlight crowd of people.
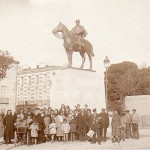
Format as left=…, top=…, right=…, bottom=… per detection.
left=0, top=104, right=140, bottom=146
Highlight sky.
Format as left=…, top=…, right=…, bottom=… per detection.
left=0, top=0, right=150, bottom=75
left=0, top=0, right=149, bottom=108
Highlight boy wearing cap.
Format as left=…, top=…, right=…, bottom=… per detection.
left=124, top=110, right=132, bottom=138
left=90, top=109, right=102, bottom=145
left=99, top=108, right=109, bottom=142
left=131, top=109, right=139, bottom=139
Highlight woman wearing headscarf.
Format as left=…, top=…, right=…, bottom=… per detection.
left=3, top=110, right=15, bottom=144
left=43, top=110, right=51, bottom=141
left=55, top=110, right=67, bottom=141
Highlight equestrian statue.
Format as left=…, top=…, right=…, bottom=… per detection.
left=52, top=19, right=94, bottom=70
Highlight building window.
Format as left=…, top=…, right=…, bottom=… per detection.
left=36, top=75, right=39, bottom=84
left=44, top=74, right=47, bottom=84
left=28, top=76, right=31, bottom=85
left=21, top=77, right=23, bottom=86
left=35, top=92, right=39, bottom=100
left=20, top=93, right=23, bottom=101
left=1, top=86, right=7, bottom=100
left=43, top=91, right=47, bottom=100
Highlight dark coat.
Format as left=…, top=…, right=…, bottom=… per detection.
left=87, top=113, right=94, bottom=128
left=30, top=114, right=46, bottom=130
left=99, top=112, right=109, bottom=128
left=76, top=112, right=88, bottom=134
left=70, top=118, right=77, bottom=133
left=30, top=114, right=46, bottom=140
left=89, top=114, right=102, bottom=131
left=95, top=114, right=103, bottom=129
left=25, top=112, right=34, bottom=119
left=3, top=114, right=15, bottom=140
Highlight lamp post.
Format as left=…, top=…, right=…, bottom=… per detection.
left=103, top=56, right=110, bottom=112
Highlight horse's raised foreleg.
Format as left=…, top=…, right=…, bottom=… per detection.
left=80, top=52, right=86, bottom=69
left=87, top=53, right=92, bottom=70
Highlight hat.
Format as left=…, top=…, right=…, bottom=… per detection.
left=76, top=19, right=80, bottom=22
left=122, top=113, right=126, bottom=116
left=132, top=109, right=136, bottom=111
left=124, top=110, right=129, bottom=112
left=92, top=108, right=96, bottom=112
left=85, top=104, right=88, bottom=106
left=101, top=108, right=106, bottom=111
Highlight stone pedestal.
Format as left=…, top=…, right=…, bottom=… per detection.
left=50, top=68, right=105, bottom=111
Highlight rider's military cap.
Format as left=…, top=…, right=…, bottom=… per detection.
left=76, top=19, right=80, bottom=22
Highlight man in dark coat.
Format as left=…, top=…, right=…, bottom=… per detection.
left=87, top=109, right=94, bottom=131
left=3, top=110, right=15, bottom=144
left=29, top=108, right=46, bottom=143
left=25, top=107, right=34, bottom=119
left=76, top=108, right=88, bottom=140
left=90, top=108, right=102, bottom=145
left=99, top=108, right=109, bottom=142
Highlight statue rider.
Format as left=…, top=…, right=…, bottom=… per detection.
left=71, top=19, right=88, bottom=50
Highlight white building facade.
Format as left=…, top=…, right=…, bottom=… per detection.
left=17, top=65, right=62, bottom=108
left=0, top=64, right=18, bottom=114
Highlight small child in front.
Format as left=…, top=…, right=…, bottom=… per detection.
left=29, top=122, right=39, bottom=145
left=61, top=119, right=70, bottom=142
left=49, top=119, right=57, bottom=143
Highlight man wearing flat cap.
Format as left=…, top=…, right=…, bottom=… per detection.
left=131, top=109, right=139, bottom=139
left=71, top=19, right=88, bottom=50
left=124, top=110, right=132, bottom=138
left=99, top=108, right=109, bottom=142
left=89, top=108, right=102, bottom=145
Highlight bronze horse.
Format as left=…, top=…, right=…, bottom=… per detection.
left=52, top=22, right=94, bottom=70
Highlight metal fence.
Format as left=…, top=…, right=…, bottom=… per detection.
left=139, top=115, right=150, bottom=128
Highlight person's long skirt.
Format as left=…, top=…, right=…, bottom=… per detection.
left=4, top=126, right=14, bottom=141
left=44, top=117, right=50, bottom=135
left=56, top=123, right=63, bottom=137
left=112, top=126, right=120, bottom=136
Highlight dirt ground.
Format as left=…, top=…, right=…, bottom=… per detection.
left=0, top=129, right=150, bottom=150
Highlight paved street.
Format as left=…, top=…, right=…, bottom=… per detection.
left=0, top=129, right=150, bottom=150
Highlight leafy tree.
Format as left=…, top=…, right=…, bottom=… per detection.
left=106, top=61, right=138, bottom=101
left=106, top=60, right=150, bottom=111
left=137, top=68, right=150, bottom=95
left=0, top=50, right=15, bottom=80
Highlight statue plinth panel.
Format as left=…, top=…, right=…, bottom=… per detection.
left=50, top=68, right=105, bottom=110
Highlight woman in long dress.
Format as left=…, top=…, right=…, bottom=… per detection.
left=43, top=110, right=51, bottom=141
left=3, top=110, right=15, bottom=144
left=0, top=114, right=4, bottom=138
left=111, top=110, right=121, bottom=143
left=55, top=111, right=67, bottom=141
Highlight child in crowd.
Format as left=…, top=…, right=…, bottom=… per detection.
left=26, top=115, right=32, bottom=125
left=61, top=119, right=70, bottom=142
left=29, top=122, right=39, bottom=145
left=120, top=113, right=127, bottom=141
left=69, top=115, right=77, bottom=142
left=49, top=119, right=57, bottom=143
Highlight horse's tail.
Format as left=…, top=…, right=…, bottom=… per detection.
left=90, top=45, right=95, bottom=57
left=85, top=40, right=95, bottom=57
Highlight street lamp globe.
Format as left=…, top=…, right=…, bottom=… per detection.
left=103, top=56, right=110, bottom=68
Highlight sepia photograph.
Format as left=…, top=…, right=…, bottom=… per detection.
left=0, top=0, right=150, bottom=149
